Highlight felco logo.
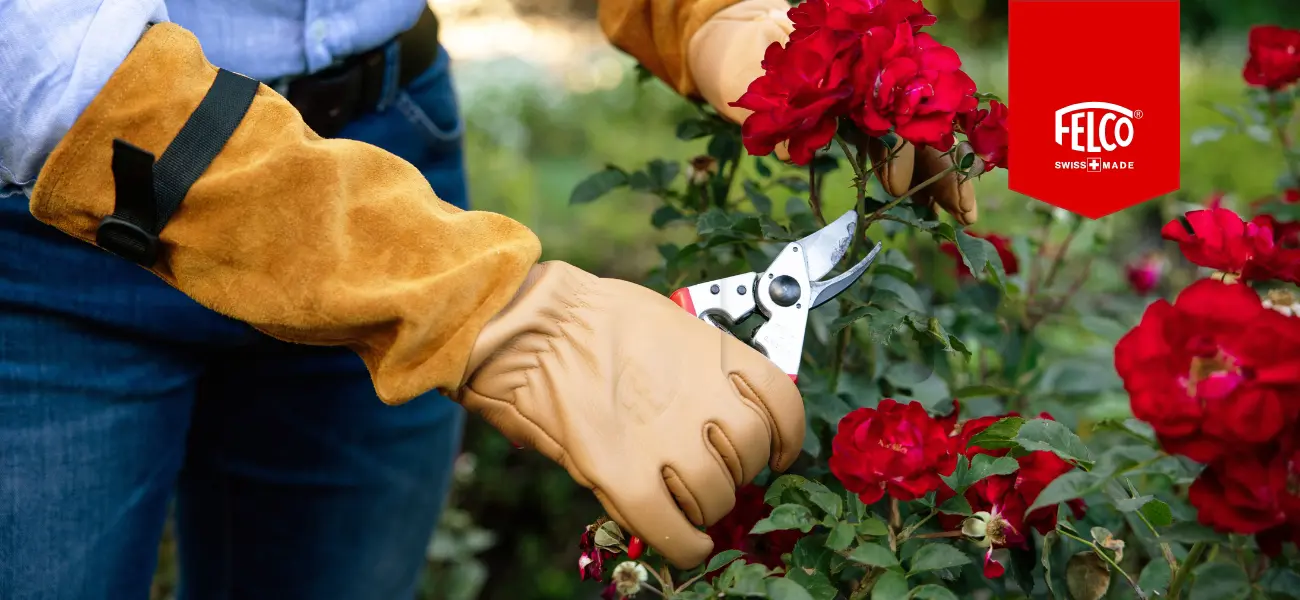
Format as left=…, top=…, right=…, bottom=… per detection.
left=1052, top=102, right=1142, bottom=173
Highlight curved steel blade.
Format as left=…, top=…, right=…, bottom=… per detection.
left=796, top=210, right=857, bottom=282
left=809, top=241, right=882, bottom=309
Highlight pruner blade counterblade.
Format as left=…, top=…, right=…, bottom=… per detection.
left=793, top=209, right=857, bottom=282
left=808, top=240, right=882, bottom=309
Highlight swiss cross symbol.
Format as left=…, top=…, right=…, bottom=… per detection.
left=1087, top=157, right=1102, bottom=172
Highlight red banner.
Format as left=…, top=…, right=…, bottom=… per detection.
left=1007, top=0, right=1182, bottom=218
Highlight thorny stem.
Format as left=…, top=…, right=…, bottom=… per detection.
left=809, top=161, right=827, bottom=226
left=1057, top=527, right=1148, bottom=600
left=1168, top=542, right=1208, bottom=600
left=899, top=510, right=937, bottom=540
left=888, top=499, right=903, bottom=552
left=863, top=162, right=961, bottom=229
left=827, top=139, right=872, bottom=393
left=849, top=568, right=884, bottom=600
left=914, top=530, right=966, bottom=540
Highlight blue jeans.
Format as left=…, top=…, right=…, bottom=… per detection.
left=0, top=46, right=469, bottom=600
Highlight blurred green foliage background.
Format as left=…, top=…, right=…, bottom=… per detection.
left=148, top=1, right=1300, bottom=599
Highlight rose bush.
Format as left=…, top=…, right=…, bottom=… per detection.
left=568, top=5, right=1300, bottom=599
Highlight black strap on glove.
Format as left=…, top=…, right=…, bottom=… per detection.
left=97, top=68, right=259, bottom=267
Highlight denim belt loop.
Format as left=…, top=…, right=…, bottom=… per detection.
left=377, top=39, right=402, bottom=112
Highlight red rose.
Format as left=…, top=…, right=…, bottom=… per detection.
left=1160, top=208, right=1300, bottom=283
left=703, top=484, right=803, bottom=571
left=1254, top=213, right=1300, bottom=249
left=1114, top=279, right=1300, bottom=463
left=578, top=524, right=618, bottom=581
left=849, top=23, right=977, bottom=150
left=957, top=100, right=1009, bottom=170
left=1125, top=253, right=1165, bottom=295
left=1189, top=448, right=1291, bottom=535
left=938, top=414, right=1088, bottom=579
left=789, top=0, right=936, bottom=43
left=1243, top=25, right=1300, bottom=90
left=940, top=232, right=1019, bottom=279
left=731, top=32, right=855, bottom=165
left=829, top=399, right=958, bottom=504
left=1286, top=189, right=1300, bottom=204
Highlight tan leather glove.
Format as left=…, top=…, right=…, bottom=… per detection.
left=454, top=261, right=804, bottom=569
left=687, top=0, right=978, bottom=224
left=867, top=137, right=978, bottom=225
left=32, top=23, right=804, bottom=572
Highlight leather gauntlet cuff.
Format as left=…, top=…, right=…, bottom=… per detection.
left=30, top=23, right=541, bottom=404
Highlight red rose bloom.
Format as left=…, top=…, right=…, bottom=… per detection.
left=941, top=232, right=1019, bottom=279
left=957, top=100, right=1009, bottom=170
left=849, top=23, right=977, bottom=150
left=788, top=0, right=936, bottom=43
left=1114, top=279, right=1300, bottom=463
left=1243, top=25, right=1300, bottom=90
left=704, top=484, right=802, bottom=571
left=1189, top=448, right=1291, bottom=535
left=1254, top=214, right=1300, bottom=249
left=731, top=32, right=854, bottom=165
left=829, top=399, right=957, bottom=504
left=938, top=414, right=1087, bottom=579
left=1160, top=208, right=1300, bottom=283
left=1125, top=253, right=1165, bottom=295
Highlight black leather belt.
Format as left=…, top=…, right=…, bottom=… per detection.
left=280, top=5, right=440, bottom=138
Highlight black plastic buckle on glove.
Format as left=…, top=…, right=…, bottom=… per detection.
left=97, top=68, right=260, bottom=267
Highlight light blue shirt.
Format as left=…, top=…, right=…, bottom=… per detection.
left=0, top=0, right=427, bottom=195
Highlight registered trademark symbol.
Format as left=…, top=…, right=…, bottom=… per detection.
left=1134, top=110, right=1144, bottom=119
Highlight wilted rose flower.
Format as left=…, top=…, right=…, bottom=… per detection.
left=961, top=510, right=1014, bottom=578
left=941, top=232, right=1019, bottom=279
left=1263, top=288, right=1300, bottom=317
left=1243, top=25, right=1300, bottom=90
left=1160, top=208, right=1300, bottom=284
left=1114, top=279, right=1300, bottom=463
left=578, top=519, right=620, bottom=581
left=610, top=561, right=649, bottom=597
left=704, top=484, right=803, bottom=571
left=829, top=399, right=958, bottom=504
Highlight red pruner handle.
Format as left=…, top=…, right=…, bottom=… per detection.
left=669, top=287, right=696, bottom=315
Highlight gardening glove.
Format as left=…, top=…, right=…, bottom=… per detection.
left=31, top=23, right=805, bottom=571
left=454, top=261, right=804, bottom=569
left=867, top=136, right=978, bottom=226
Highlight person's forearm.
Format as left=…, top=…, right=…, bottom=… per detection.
left=29, top=23, right=541, bottom=404
left=597, top=0, right=744, bottom=97
left=0, top=0, right=169, bottom=193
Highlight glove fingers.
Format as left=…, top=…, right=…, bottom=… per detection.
left=663, top=449, right=738, bottom=527
left=866, top=136, right=916, bottom=198
left=719, top=334, right=804, bottom=471
left=594, top=472, right=717, bottom=569
left=705, top=407, right=772, bottom=487
left=913, top=146, right=978, bottom=225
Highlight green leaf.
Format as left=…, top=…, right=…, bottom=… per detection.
left=1138, top=557, right=1172, bottom=593
left=676, top=118, right=713, bottom=141
left=1014, top=418, right=1095, bottom=468
left=1160, top=522, right=1230, bottom=544
left=1139, top=499, right=1174, bottom=526
left=951, top=384, right=1017, bottom=398
left=872, top=275, right=926, bottom=313
left=708, top=131, right=741, bottom=161
left=751, top=504, right=817, bottom=534
left=872, top=570, right=909, bottom=600
left=786, top=569, right=837, bottom=600
left=766, top=577, right=815, bottom=600
left=1188, top=562, right=1250, bottom=600
left=909, top=585, right=959, bottom=600
left=966, top=417, right=1025, bottom=451
left=569, top=167, right=628, bottom=204
left=953, top=229, right=1004, bottom=281
left=858, top=516, right=890, bottom=536
left=755, top=157, right=773, bottom=178
left=1041, top=531, right=1060, bottom=599
left=1189, top=125, right=1229, bottom=146
left=764, top=475, right=843, bottom=519
left=907, top=543, right=972, bottom=575
left=1027, top=471, right=1105, bottom=513
left=826, top=521, right=855, bottom=551
left=1111, top=494, right=1154, bottom=512
left=965, top=454, right=1020, bottom=490
left=717, top=560, right=773, bottom=596
left=646, top=159, right=680, bottom=191
left=705, top=549, right=746, bottom=574
left=848, top=543, right=899, bottom=568
left=828, top=305, right=875, bottom=334
left=884, top=362, right=934, bottom=388
left=1259, top=567, right=1300, bottom=599
left=743, top=181, right=774, bottom=215
left=938, top=494, right=973, bottom=516
left=651, top=205, right=684, bottom=228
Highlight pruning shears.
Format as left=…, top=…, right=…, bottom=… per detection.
left=669, top=210, right=882, bottom=383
